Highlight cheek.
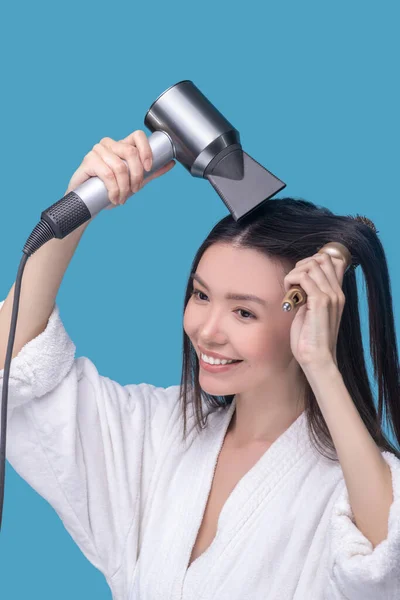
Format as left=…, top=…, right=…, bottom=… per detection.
left=250, top=335, right=277, bottom=362
left=183, top=302, right=196, bottom=339
left=251, top=316, right=293, bottom=363
left=271, top=313, right=295, bottom=358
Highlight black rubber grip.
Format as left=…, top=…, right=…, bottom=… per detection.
left=40, top=192, right=92, bottom=239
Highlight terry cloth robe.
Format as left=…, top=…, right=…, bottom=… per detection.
left=1, top=299, right=400, bottom=600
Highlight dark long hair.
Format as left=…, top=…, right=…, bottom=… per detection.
left=178, top=197, right=400, bottom=461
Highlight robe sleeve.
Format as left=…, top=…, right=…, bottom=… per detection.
left=0, top=299, right=180, bottom=582
left=326, top=450, right=400, bottom=599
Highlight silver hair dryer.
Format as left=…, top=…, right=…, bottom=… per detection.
left=143, top=80, right=286, bottom=220
left=24, top=80, right=285, bottom=253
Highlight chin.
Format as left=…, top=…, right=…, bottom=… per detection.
left=199, top=379, right=237, bottom=397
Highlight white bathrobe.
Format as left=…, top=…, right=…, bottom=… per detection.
left=1, top=299, right=399, bottom=599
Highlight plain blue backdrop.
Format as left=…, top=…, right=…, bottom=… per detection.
left=0, top=1, right=399, bottom=598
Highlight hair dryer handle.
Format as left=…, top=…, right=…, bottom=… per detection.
left=74, top=131, right=174, bottom=217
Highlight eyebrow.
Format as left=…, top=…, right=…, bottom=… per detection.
left=190, top=273, right=267, bottom=307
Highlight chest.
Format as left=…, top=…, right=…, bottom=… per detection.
left=187, top=440, right=270, bottom=569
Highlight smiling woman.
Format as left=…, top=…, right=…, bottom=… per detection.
left=179, top=197, right=400, bottom=463
left=183, top=242, right=303, bottom=444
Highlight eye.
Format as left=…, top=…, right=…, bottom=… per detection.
left=190, top=288, right=256, bottom=320
left=191, top=289, right=208, bottom=302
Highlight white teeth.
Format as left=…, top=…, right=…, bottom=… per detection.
left=201, top=353, right=236, bottom=365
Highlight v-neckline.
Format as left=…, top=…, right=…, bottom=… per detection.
left=183, top=398, right=308, bottom=577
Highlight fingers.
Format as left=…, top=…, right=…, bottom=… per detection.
left=90, top=141, right=129, bottom=204
left=121, top=130, right=153, bottom=172
left=289, top=254, right=345, bottom=293
left=284, top=268, right=331, bottom=306
left=68, top=151, right=120, bottom=204
left=97, top=137, right=148, bottom=199
left=284, top=255, right=345, bottom=305
left=65, top=130, right=174, bottom=208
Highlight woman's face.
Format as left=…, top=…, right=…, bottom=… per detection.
left=183, top=243, right=297, bottom=398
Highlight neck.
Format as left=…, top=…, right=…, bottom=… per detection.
left=227, top=365, right=307, bottom=447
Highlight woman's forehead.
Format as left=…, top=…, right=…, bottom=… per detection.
left=199, top=244, right=286, bottom=275
left=196, top=245, right=287, bottom=296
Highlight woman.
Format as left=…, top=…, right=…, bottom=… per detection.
left=1, top=131, right=399, bottom=599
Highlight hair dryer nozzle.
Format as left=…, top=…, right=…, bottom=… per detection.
left=205, top=151, right=286, bottom=221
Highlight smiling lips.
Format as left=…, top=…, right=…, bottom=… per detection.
left=199, top=354, right=243, bottom=373
left=201, top=353, right=238, bottom=365
left=198, top=346, right=241, bottom=362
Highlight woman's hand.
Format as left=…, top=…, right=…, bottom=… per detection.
left=283, top=252, right=347, bottom=371
left=64, top=129, right=175, bottom=205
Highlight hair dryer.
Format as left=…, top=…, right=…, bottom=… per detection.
left=23, top=80, right=286, bottom=254
left=0, top=80, right=286, bottom=530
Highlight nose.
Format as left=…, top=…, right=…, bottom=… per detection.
left=198, top=310, right=227, bottom=345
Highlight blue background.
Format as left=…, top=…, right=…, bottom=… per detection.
left=1, top=1, right=399, bottom=597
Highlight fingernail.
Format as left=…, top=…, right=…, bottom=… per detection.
left=144, top=159, right=152, bottom=172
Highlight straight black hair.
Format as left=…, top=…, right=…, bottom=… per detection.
left=178, top=197, right=400, bottom=461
